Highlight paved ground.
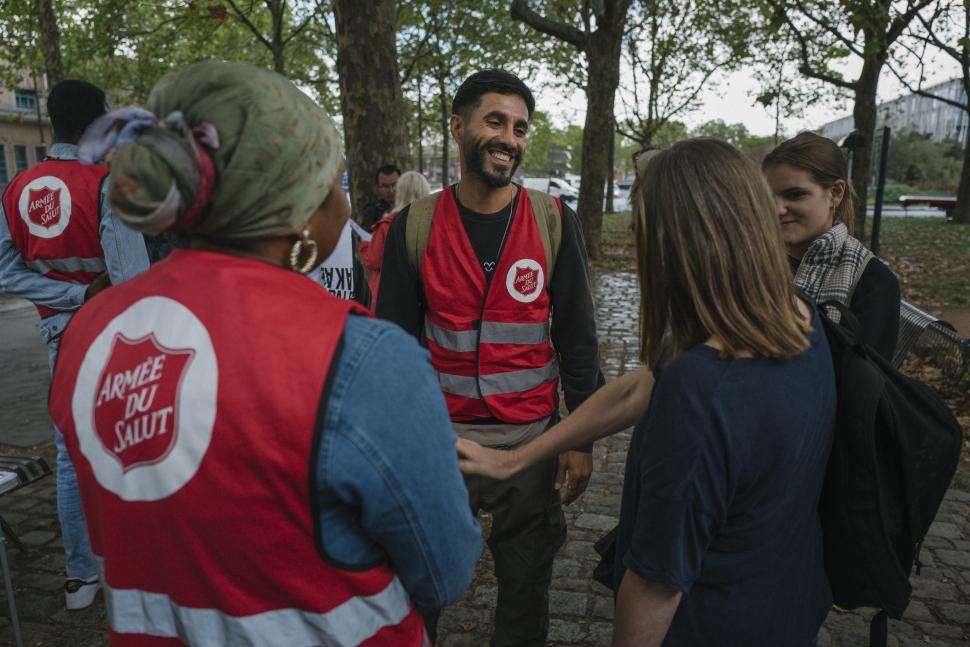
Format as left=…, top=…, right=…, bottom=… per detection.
left=0, top=274, right=968, bottom=645
left=0, top=301, right=53, bottom=447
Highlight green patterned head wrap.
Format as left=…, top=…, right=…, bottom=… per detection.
left=104, top=61, right=342, bottom=240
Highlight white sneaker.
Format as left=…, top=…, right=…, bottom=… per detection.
left=65, top=576, right=100, bottom=610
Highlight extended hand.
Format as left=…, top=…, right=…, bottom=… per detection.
left=456, top=438, right=521, bottom=480
left=556, top=450, right=593, bottom=505
left=84, top=272, right=111, bottom=302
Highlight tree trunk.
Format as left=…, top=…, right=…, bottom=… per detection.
left=578, top=30, right=624, bottom=259
left=34, top=0, right=63, bottom=85
left=417, top=81, right=424, bottom=174
left=269, top=2, right=286, bottom=75
left=850, top=58, right=882, bottom=240
left=333, top=0, right=409, bottom=221
left=605, top=126, right=615, bottom=213
left=438, top=72, right=449, bottom=186
left=953, top=126, right=970, bottom=224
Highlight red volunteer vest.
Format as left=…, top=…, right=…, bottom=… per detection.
left=49, top=249, right=426, bottom=646
left=421, top=187, right=559, bottom=424
left=2, top=159, right=108, bottom=318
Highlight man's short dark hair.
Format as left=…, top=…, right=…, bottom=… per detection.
left=452, top=69, right=535, bottom=119
left=375, top=164, right=402, bottom=182
left=47, top=80, right=107, bottom=141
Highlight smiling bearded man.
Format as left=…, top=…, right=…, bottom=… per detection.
left=376, top=69, right=604, bottom=646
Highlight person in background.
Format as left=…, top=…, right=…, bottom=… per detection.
left=762, top=131, right=901, bottom=360
left=361, top=164, right=401, bottom=231
left=308, top=217, right=371, bottom=307
left=0, top=79, right=149, bottom=610
left=458, top=139, right=836, bottom=647
left=48, top=61, right=480, bottom=645
left=361, top=170, right=431, bottom=311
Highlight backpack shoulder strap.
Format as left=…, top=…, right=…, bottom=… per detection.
left=527, top=189, right=563, bottom=288
left=847, top=249, right=875, bottom=304
left=404, top=192, right=441, bottom=279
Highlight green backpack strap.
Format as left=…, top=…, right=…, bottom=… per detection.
left=527, top=190, right=563, bottom=288
left=405, top=189, right=563, bottom=286
left=405, top=192, right=440, bottom=279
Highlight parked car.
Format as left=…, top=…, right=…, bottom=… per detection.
left=520, top=177, right=579, bottom=203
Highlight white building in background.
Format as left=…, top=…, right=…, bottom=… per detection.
left=819, top=78, right=968, bottom=146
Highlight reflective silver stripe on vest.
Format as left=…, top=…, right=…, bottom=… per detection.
left=25, top=256, right=106, bottom=274
left=425, top=318, right=550, bottom=352
left=425, top=317, right=478, bottom=353
left=97, top=557, right=416, bottom=646
left=480, top=361, right=558, bottom=396
left=480, top=321, right=550, bottom=345
left=438, top=361, right=559, bottom=399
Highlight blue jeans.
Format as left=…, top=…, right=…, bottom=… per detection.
left=47, top=336, right=97, bottom=580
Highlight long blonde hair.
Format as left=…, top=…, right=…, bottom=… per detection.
left=633, top=138, right=811, bottom=367
left=394, top=171, right=431, bottom=211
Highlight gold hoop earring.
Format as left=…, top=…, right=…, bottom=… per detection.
left=289, top=228, right=318, bottom=274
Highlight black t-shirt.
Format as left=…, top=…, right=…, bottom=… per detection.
left=454, top=187, right=518, bottom=278
left=615, top=306, right=835, bottom=645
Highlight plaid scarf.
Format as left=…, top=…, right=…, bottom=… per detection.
left=793, top=222, right=871, bottom=323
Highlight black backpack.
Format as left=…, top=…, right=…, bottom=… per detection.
left=817, top=300, right=963, bottom=646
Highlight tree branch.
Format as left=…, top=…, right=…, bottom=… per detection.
left=510, top=0, right=588, bottom=51
left=225, top=0, right=273, bottom=50
left=768, top=0, right=855, bottom=91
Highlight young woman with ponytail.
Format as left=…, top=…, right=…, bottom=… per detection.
left=762, top=131, right=901, bottom=360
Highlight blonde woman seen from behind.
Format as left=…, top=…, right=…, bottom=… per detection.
left=459, top=139, right=837, bottom=646
left=360, top=170, right=431, bottom=310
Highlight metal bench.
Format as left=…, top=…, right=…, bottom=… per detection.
left=893, top=300, right=970, bottom=379
left=898, top=195, right=957, bottom=220
left=0, top=455, right=52, bottom=647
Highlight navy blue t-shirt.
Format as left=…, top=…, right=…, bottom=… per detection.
left=614, top=307, right=836, bottom=646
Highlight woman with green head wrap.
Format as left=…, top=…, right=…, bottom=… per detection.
left=50, top=61, right=481, bottom=646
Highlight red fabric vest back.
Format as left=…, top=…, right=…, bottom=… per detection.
left=49, top=249, right=426, bottom=646
left=421, top=188, right=559, bottom=424
left=1, top=159, right=108, bottom=318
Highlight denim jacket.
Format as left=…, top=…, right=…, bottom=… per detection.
left=0, top=143, right=150, bottom=343
left=317, top=314, right=482, bottom=609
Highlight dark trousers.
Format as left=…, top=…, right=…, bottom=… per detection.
left=425, top=456, right=567, bottom=647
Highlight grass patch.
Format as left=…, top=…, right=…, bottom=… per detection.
left=872, top=216, right=970, bottom=307
left=593, top=212, right=636, bottom=273
left=593, top=212, right=970, bottom=308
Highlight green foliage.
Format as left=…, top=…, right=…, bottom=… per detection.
left=689, top=119, right=777, bottom=150
left=886, top=131, right=963, bottom=192
left=616, top=0, right=754, bottom=146
left=0, top=1, right=337, bottom=107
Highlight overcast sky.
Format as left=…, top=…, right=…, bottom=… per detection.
left=534, top=52, right=962, bottom=137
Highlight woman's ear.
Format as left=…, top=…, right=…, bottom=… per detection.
left=830, top=179, right=846, bottom=210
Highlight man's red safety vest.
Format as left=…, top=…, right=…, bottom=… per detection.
left=2, top=159, right=108, bottom=318
left=421, top=188, right=559, bottom=424
left=49, top=249, right=427, bottom=646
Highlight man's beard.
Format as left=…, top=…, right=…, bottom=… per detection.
left=464, top=136, right=521, bottom=188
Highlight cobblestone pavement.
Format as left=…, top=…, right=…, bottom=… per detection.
left=0, top=274, right=968, bottom=645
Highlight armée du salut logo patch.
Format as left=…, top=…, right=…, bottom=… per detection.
left=72, top=297, right=218, bottom=501
left=506, top=259, right=543, bottom=303
left=18, top=176, right=71, bottom=238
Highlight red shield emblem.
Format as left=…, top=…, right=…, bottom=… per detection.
left=513, top=264, right=538, bottom=296
left=26, top=187, right=61, bottom=227
left=92, top=334, right=195, bottom=472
